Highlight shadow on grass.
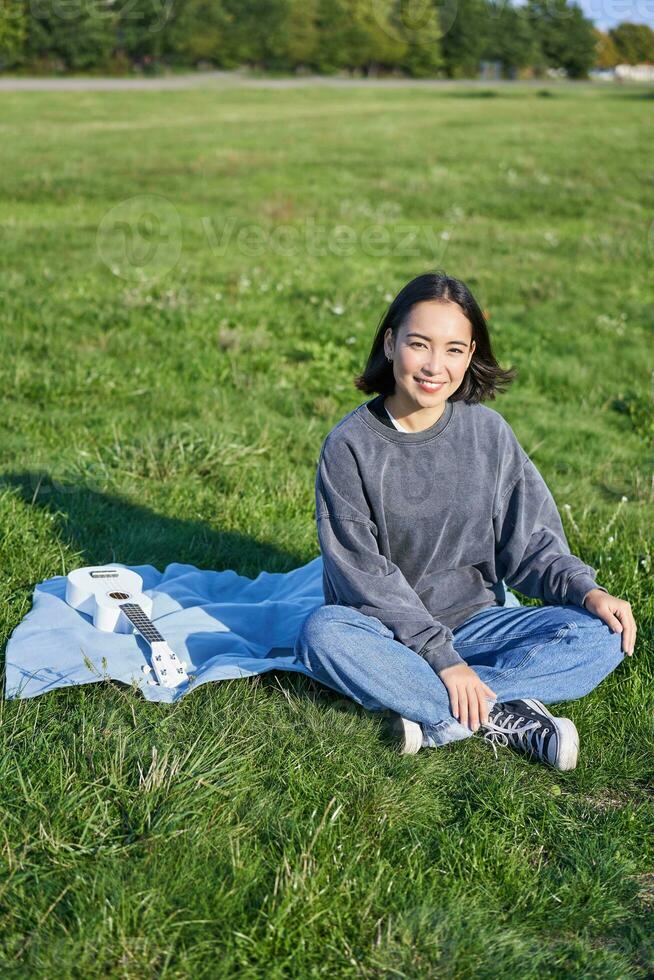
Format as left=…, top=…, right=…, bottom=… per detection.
left=444, top=88, right=501, bottom=98
left=606, top=88, right=654, bottom=100
left=2, top=469, right=304, bottom=577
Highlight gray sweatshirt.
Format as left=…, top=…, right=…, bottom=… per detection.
left=315, top=394, right=608, bottom=674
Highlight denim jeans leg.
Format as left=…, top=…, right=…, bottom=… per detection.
left=451, top=602, right=626, bottom=709
left=293, top=603, right=474, bottom=743
left=294, top=596, right=626, bottom=749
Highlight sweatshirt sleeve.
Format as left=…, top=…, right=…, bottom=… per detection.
left=315, top=439, right=465, bottom=674
left=493, top=454, right=609, bottom=608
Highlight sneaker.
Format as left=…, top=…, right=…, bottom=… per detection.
left=382, top=710, right=423, bottom=755
left=480, top=698, right=579, bottom=771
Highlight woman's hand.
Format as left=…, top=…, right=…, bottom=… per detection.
left=583, top=589, right=637, bottom=656
left=437, top=663, right=497, bottom=732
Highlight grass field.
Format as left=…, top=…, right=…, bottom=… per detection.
left=0, top=82, right=653, bottom=976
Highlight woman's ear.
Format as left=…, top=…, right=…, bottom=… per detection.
left=467, top=340, right=476, bottom=367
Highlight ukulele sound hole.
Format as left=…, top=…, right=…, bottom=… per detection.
left=109, top=591, right=130, bottom=600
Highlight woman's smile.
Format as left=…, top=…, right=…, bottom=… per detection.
left=414, top=378, right=445, bottom=393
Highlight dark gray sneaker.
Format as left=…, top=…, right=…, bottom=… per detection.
left=481, top=698, right=579, bottom=771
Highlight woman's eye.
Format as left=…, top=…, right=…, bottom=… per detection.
left=410, top=343, right=463, bottom=353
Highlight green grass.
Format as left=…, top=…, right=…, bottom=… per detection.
left=0, top=81, right=653, bottom=976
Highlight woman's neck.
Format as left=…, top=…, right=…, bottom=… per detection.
left=383, top=394, right=446, bottom=433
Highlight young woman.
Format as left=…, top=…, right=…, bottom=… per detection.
left=294, top=271, right=636, bottom=770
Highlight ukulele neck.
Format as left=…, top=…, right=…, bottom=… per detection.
left=119, top=603, right=164, bottom=644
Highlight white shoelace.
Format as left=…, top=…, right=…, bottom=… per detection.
left=481, top=713, right=545, bottom=761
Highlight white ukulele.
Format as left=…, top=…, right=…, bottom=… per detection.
left=65, top=565, right=189, bottom=689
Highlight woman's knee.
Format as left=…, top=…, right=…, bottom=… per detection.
left=569, top=616, right=626, bottom=687
left=569, top=607, right=624, bottom=654
left=294, top=604, right=353, bottom=666
left=594, top=625, right=626, bottom=673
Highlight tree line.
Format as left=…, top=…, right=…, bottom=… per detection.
left=1, top=0, right=653, bottom=78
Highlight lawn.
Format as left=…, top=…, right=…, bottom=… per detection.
left=0, top=81, right=653, bottom=976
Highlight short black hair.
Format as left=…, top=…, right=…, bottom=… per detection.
left=353, top=270, right=517, bottom=403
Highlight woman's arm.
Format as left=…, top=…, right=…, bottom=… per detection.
left=493, top=455, right=608, bottom=607
left=493, top=421, right=636, bottom=655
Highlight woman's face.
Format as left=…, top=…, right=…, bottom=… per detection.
left=384, top=300, right=476, bottom=414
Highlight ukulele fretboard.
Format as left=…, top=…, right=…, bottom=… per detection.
left=120, top=603, right=164, bottom=643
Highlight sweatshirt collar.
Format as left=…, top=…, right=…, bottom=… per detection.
left=358, top=394, right=455, bottom=444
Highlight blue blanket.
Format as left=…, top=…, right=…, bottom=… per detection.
left=4, top=558, right=327, bottom=703
left=4, top=558, right=518, bottom=703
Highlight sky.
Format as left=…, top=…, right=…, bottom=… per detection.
left=513, top=0, right=654, bottom=29
left=569, top=0, right=653, bottom=29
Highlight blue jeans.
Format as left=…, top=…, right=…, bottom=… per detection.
left=293, top=585, right=625, bottom=746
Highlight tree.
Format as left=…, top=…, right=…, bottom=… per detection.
left=348, top=0, right=410, bottom=75
left=388, top=0, right=444, bottom=77
left=164, top=0, right=232, bottom=65
left=311, top=0, right=361, bottom=73
left=439, top=0, right=488, bottom=78
left=609, top=22, right=654, bottom=64
left=5, top=0, right=635, bottom=78
left=26, top=0, right=116, bottom=71
left=277, top=0, right=318, bottom=67
left=525, top=0, right=597, bottom=78
left=0, top=0, right=27, bottom=68
left=482, top=1, right=539, bottom=77
left=399, top=35, right=444, bottom=78
left=115, top=0, right=177, bottom=62
left=593, top=28, right=619, bottom=69
left=212, top=0, right=289, bottom=69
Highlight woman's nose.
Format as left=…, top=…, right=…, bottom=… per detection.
left=424, top=356, right=446, bottom=375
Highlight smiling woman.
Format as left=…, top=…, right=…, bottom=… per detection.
left=294, top=269, right=632, bottom=772
left=354, top=270, right=517, bottom=427
left=382, top=302, right=476, bottom=432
